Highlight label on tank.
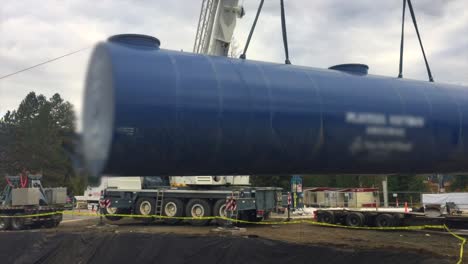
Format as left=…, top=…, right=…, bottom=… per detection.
left=345, top=111, right=425, bottom=154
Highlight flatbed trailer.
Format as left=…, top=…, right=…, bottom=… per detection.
left=316, top=208, right=468, bottom=228
left=406, top=214, right=468, bottom=229
left=102, top=186, right=282, bottom=225
left=316, top=208, right=408, bottom=227
left=0, top=206, right=63, bottom=230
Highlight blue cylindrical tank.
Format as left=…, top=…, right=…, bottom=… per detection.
left=82, top=34, right=468, bottom=176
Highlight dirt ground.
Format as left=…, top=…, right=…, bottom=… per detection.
left=1, top=217, right=459, bottom=263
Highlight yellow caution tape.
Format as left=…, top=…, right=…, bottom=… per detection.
left=0, top=211, right=62, bottom=218
left=444, top=224, right=467, bottom=264
left=0, top=211, right=464, bottom=263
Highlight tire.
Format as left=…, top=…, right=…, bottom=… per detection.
left=185, top=199, right=212, bottom=226
left=104, top=207, right=123, bottom=221
left=318, top=211, right=335, bottom=224
left=346, top=212, right=365, bottom=227
left=213, top=199, right=228, bottom=225
left=44, top=219, right=58, bottom=228
left=136, top=197, right=156, bottom=223
left=393, top=214, right=404, bottom=227
left=162, top=198, right=184, bottom=224
left=375, top=214, right=394, bottom=227
left=424, top=209, right=441, bottom=217
left=54, top=213, right=63, bottom=223
left=43, top=213, right=61, bottom=228
left=11, top=213, right=25, bottom=230
left=0, top=217, right=10, bottom=231
left=248, top=212, right=263, bottom=223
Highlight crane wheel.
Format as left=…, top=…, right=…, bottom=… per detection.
left=162, top=198, right=184, bottom=224
left=213, top=199, right=228, bottom=225
left=104, top=207, right=123, bottom=221
left=186, top=199, right=211, bottom=226
left=136, top=197, right=156, bottom=223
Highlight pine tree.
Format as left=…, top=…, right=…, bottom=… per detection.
left=0, top=92, right=80, bottom=193
left=450, top=175, right=468, bottom=191
left=250, top=175, right=290, bottom=190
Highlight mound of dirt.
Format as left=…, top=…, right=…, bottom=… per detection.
left=0, top=231, right=449, bottom=264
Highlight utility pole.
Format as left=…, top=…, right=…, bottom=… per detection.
left=382, top=176, right=388, bottom=207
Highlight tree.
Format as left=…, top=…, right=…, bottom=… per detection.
left=387, top=174, right=428, bottom=203
left=251, top=175, right=290, bottom=190
left=302, top=175, right=335, bottom=187
left=302, top=174, right=385, bottom=188
left=450, top=175, right=468, bottom=191
left=0, top=110, right=20, bottom=177
left=0, top=92, right=81, bottom=193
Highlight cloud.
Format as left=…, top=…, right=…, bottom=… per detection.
left=1, top=0, right=467, bottom=131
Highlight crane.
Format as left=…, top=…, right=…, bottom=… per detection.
left=193, top=0, right=244, bottom=56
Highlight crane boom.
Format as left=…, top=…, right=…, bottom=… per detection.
left=193, top=0, right=217, bottom=54
left=193, top=0, right=244, bottom=56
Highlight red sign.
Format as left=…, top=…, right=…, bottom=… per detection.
left=287, top=192, right=292, bottom=206
left=99, top=199, right=111, bottom=208
left=226, top=197, right=237, bottom=211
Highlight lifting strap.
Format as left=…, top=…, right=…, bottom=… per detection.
left=398, top=0, right=434, bottom=82
left=280, top=0, right=291, bottom=64
left=240, top=0, right=264, bottom=60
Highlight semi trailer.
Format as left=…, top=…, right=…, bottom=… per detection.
left=101, top=176, right=282, bottom=225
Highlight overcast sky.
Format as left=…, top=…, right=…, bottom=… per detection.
left=1, top=0, right=467, bottom=131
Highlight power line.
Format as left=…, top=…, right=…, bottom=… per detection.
left=0, top=47, right=90, bottom=80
